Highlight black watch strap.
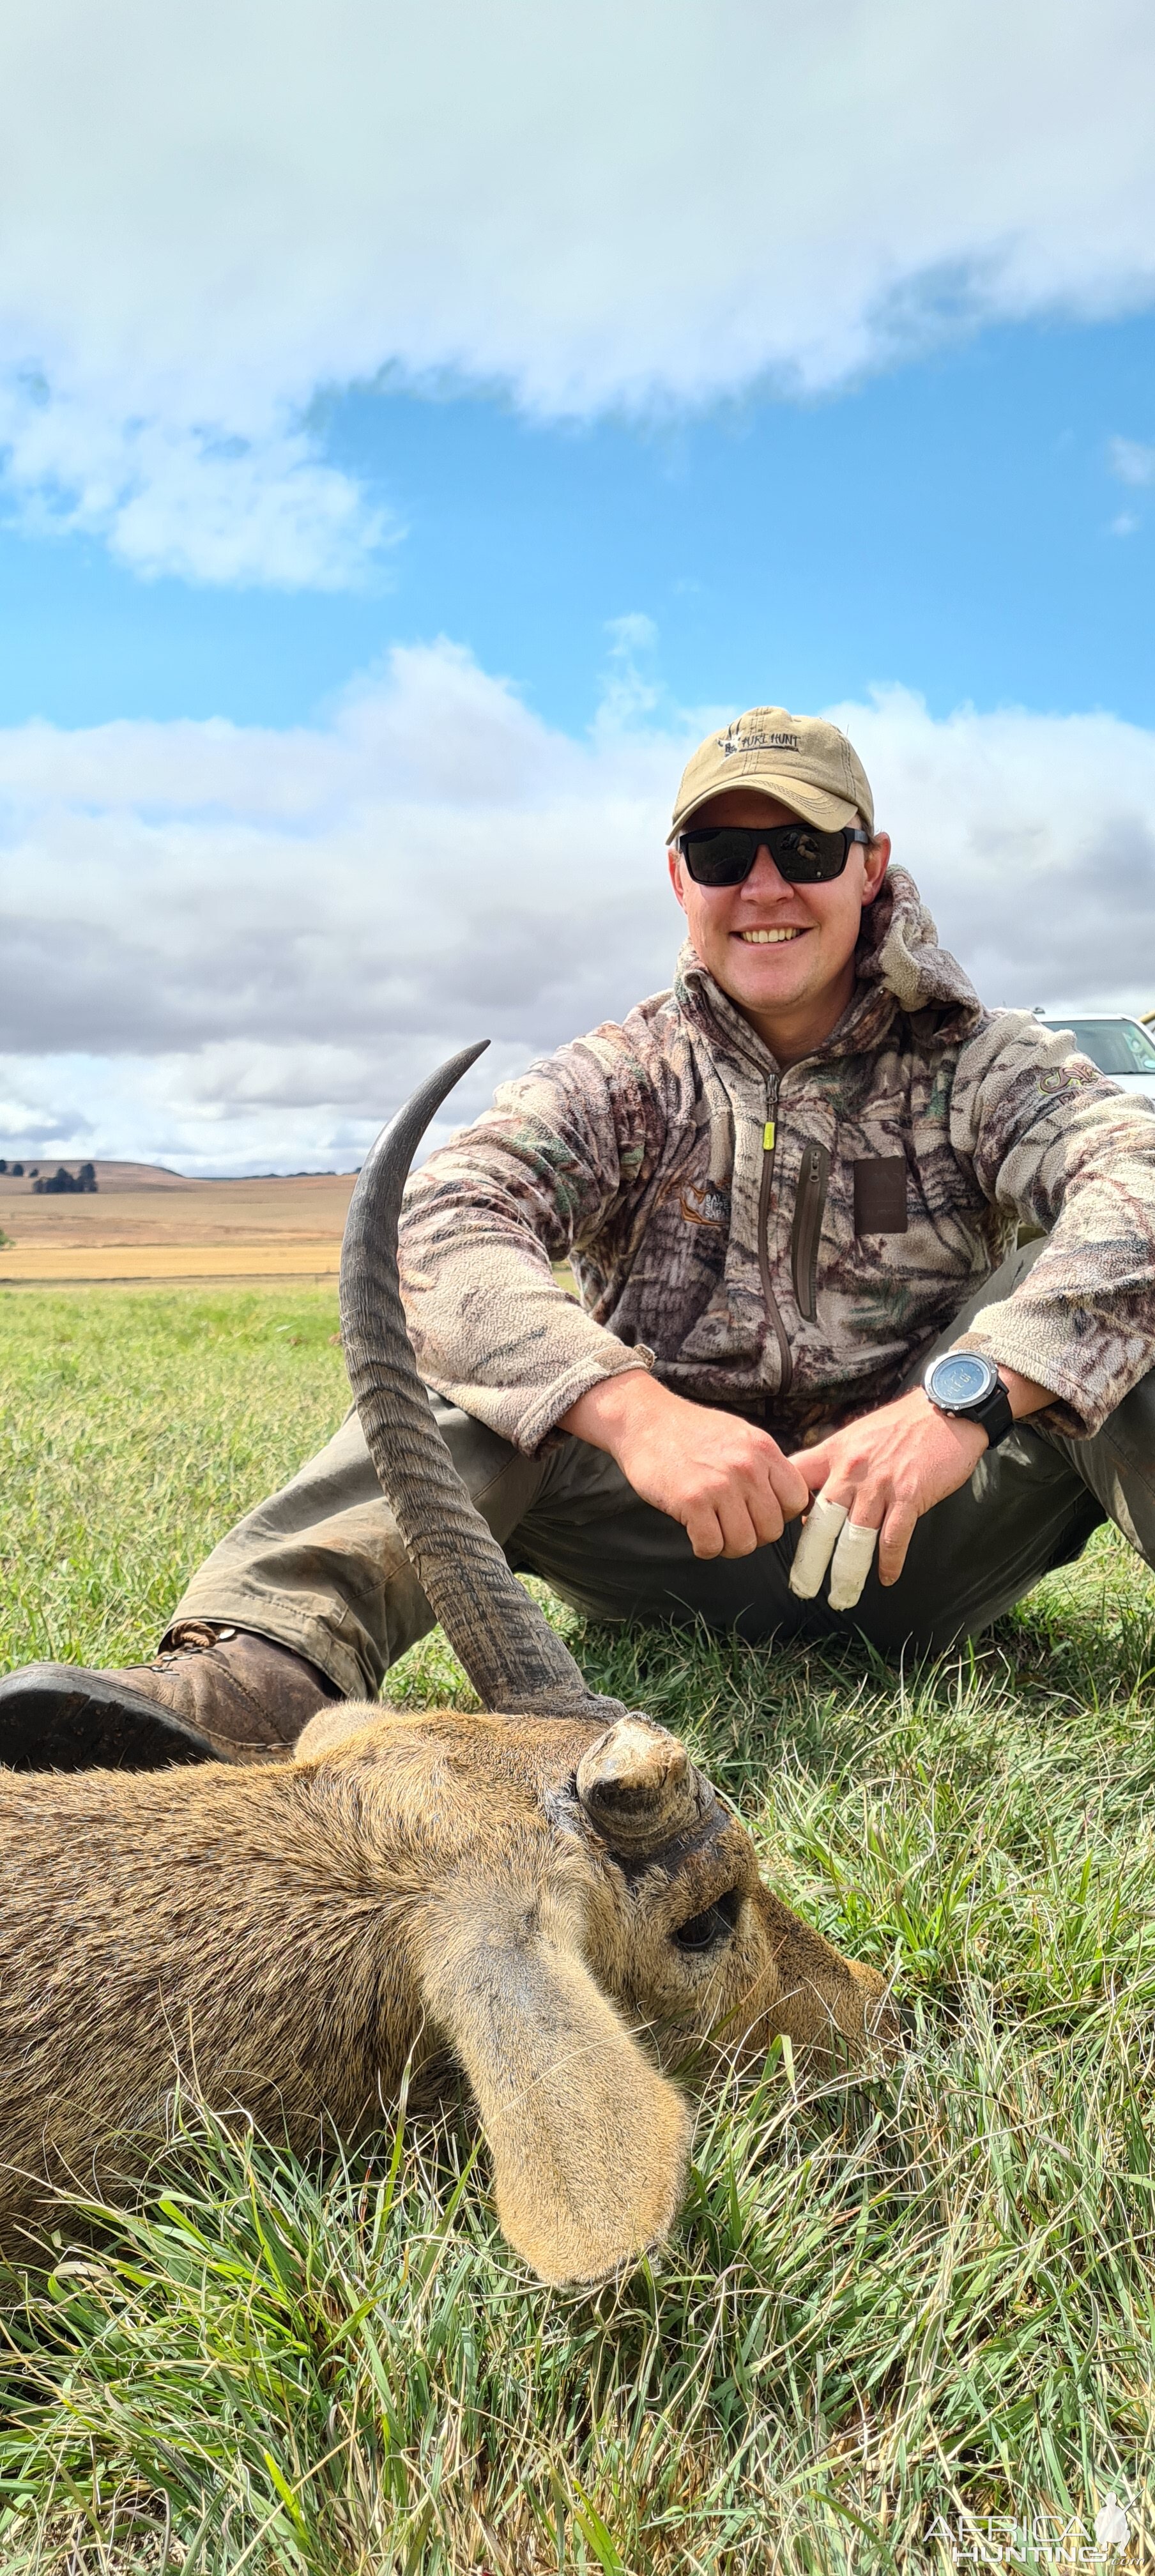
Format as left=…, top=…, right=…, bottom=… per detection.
left=967, top=1377, right=1015, bottom=1450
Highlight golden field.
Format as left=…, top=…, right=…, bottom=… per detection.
left=0, top=1162, right=356, bottom=1284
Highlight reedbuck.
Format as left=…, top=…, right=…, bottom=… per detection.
left=0, top=1047, right=898, bottom=2285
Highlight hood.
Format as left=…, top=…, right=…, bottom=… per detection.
left=674, top=865, right=984, bottom=1071
left=855, top=866, right=980, bottom=1020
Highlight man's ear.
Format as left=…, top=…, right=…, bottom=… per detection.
left=859, top=830, right=891, bottom=905
left=418, top=1871, right=692, bottom=2286
left=668, top=846, right=689, bottom=914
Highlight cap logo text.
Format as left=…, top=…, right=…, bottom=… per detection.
left=717, top=724, right=802, bottom=756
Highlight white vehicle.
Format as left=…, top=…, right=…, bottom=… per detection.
left=1035, top=1013, right=1155, bottom=1110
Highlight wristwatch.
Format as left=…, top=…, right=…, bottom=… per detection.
left=923, top=1351, right=1015, bottom=1450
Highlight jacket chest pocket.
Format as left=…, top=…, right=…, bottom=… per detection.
left=853, top=1156, right=908, bottom=1236
left=791, top=1140, right=831, bottom=1322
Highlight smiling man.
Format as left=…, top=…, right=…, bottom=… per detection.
left=7, top=705, right=1155, bottom=1765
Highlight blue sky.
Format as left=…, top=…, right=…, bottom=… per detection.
left=3, top=0, right=1155, bottom=1170
left=3, top=312, right=1152, bottom=739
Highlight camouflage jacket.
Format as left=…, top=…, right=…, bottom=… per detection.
left=399, top=868, right=1155, bottom=1451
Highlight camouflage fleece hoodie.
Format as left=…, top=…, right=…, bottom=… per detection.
left=399, top=868, right=1155, bottom=1452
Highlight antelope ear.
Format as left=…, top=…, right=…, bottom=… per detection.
left=418, top=1875, right=692, bottom=2286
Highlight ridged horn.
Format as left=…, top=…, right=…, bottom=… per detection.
left=340, top=1044, right=625, bottom=1721
left=576, top=1717, right=714, bottom=1853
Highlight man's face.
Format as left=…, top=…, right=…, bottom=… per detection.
left=667, top=789, right=891, bottom=1036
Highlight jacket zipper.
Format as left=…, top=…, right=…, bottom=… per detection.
left=790, top=1140, right=831, bottom=1323
left=756, top=1085, right=793, bottom=1398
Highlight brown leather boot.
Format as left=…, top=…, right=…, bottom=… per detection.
left=0, top=1621, right=342, bottom=1772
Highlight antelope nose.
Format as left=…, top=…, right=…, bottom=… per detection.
left=576, top=1715, right=707, bottom=1851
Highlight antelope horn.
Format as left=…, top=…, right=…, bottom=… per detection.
left=576, top=1716, right=713, bottom=1853
left=340, top=1044, right=625, bottom=1721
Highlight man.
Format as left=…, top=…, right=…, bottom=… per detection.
left=7, top=705, right=1155, bottom=1764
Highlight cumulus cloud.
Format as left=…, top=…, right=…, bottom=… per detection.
left=3, top=640, right=1155, bottom=1170
left=0, top=395, right=395, bottom=588
left=1, top=0, right=1154, bottom=583
left=0, top=641, right=685, bottom=1167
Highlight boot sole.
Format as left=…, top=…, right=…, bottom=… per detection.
left=0, top=1664, right=215, bottom=1771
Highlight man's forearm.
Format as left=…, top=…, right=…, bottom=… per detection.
left=559, top=1370, right=671, bottom=1457
left=990, top=1365, right=1052, bottom=1420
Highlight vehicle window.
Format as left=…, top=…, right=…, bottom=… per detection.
left=1040, top=1019, right=1155, bottom=1076
left=1122, top=1021, right=1155, bottom=1073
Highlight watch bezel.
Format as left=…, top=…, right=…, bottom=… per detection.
left=923, top=1351, right=1001, bottom=1414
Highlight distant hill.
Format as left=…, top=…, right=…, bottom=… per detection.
left=0, top=1160, right=197, bottom=1193
left=92, top=1161, right=196, bottom=1188
left=0, top=1160, right=348, bottom=1192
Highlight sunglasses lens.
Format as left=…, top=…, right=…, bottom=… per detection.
left=681, top=829, right=757, bottom=885
left=772, top=826, right=846, bottom=882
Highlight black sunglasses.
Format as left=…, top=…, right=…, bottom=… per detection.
left=675, top=822, right=871, bottom=887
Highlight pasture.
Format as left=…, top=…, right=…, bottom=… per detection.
left=2, top=1285, right=1155, bottom=2572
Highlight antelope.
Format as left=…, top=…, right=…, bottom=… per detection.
left=0, top=1047, right=899, bottom=2284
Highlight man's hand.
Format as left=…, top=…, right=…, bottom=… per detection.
left=788, top=1366, right=1052, bottom=1603
left=560, top=1372, right=810, bottom=1560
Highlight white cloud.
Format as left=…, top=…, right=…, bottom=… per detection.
left=1, top=0, right=1154, bottom=584
left=3, top=642, right=1155, bottom=1171
left=1110, top=436, right=1155, bottom=487
left=0, top=394, right=395, bottom=588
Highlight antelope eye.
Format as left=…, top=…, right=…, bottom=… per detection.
left=671, top=1887, right=740, bottom=1953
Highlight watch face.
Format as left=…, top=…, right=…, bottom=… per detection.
left=927, top=1354, right=996, bottom=1408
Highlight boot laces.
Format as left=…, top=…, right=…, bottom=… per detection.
left=156, top=1620, right=238, bottom=1667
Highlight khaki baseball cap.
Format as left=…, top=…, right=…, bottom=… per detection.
left=671, top=705, right=875, bottom=839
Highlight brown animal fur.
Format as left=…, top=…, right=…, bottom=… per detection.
left=0, top=1705, right=895, bottom=2284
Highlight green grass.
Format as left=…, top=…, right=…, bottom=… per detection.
left=2, top=1285, right=1155, bottom=2570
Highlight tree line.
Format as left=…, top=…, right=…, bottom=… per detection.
left=0, top=1162, right=98, bottom=1193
